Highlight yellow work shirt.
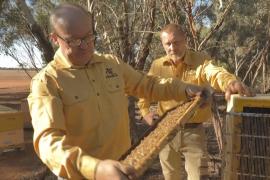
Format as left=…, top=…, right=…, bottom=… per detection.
left=28, top=49, right=191, bottom=179
left=137, top=50, right=237, bottom=123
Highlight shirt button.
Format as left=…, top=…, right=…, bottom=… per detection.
left=92, top=79, right=95, bottom=82
left=97, top=93, right=100, bottom=96
left=116, top=85, right=119, bottom=88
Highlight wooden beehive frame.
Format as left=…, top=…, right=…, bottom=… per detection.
left=121, top=96, right=204, bottom=177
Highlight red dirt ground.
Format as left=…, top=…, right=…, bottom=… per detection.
left=0, top=69, right=36, bottom=94
left=0, top=69, right=48, bottom=180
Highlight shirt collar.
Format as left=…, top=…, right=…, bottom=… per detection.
left=162, top=50, right=194, bottom=66
left=54, top=49, right=105, bottom=69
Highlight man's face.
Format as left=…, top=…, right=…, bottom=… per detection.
left=161, top=31, right=187, bottom=62
left=51, top=17, right=94, bottom=66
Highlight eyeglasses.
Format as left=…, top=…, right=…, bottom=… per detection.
left=56, top=31, right=95, bottom=47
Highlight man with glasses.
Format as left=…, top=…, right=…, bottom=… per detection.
left=28, top=3, right=208, bottom=180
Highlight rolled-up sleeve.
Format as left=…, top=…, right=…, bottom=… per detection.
left=197, top=60, right=237, bottom=91
left=115, top=58, right=189, bottom=102
left=28, top=74, right=100, bottom=180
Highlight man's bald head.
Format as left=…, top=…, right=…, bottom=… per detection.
left=50, top=3, right=91, bottom=34
left=49, top=3, right=95, bottom=66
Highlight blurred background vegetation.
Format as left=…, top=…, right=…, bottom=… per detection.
left=0, top=0, right=269, bottom=92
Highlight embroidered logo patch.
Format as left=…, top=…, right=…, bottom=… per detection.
left=105, top=67, right=118, bottom=78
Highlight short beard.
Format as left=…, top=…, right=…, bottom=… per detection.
left=169, top=50, right=186, bottom=62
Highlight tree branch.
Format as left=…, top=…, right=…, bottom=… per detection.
left=198, top=0, right=235, bottom=51
left=16, top=0, right=54, bottom=63
left=135, top=0, right=156, bottom=70
left=183, top=0, right=199, bottom=50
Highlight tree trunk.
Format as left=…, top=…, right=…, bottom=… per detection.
left=16, top=0, right=54, bottom=63
left=135, top=0, right=156, bottom=70
left=128, top=96, right=139, bottom=144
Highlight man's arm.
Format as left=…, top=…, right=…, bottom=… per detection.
left=104, top=54, right=205, bottom=103
left=137, top=99, right=156, bottom=125
left=114, top=57, right=206, bottom=125
left=224, top=80, right=253, bottom=100
left=118, top=60, right=193, bottom=102
left=198, top=60, right=253, bottom=100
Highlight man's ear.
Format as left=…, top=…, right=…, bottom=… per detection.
left=50, top=33, right=59, bottom=46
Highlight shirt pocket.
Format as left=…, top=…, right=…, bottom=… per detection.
left=61, top=87, right=89, bottom=106
left=105, top=76, right=124, bottom=93
left=184, top=69, right=197, bottom=84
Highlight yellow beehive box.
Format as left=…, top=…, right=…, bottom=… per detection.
left=20, top=98, right=32, bottom=128
left=224, top=94, right=270, bottom=180
left=227, top=94, right=270, bottom=113
left=0, top=105, right=24, bottom=132
left=0, top=105, right=24, bottom=151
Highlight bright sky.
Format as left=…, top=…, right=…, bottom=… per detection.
left=0, top=44, right=43, bottom=68
left=0, top=54, right=21, bottom=68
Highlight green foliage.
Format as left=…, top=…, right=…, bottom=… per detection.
left=206, top=0, right=269, bottom=90
left=33, top=0, right=55, bottom=34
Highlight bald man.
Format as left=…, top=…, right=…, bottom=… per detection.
left=28, top=4, right=208, bottom=180
left=137, top=24, right=253, bottom=180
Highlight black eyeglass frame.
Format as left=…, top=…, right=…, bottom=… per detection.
left=55, top=30, right=95, bottom=47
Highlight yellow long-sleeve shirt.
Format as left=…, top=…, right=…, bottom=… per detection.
left=28, top=49, right=192, bottom=179
left=137, top=50, right=237, bottom=123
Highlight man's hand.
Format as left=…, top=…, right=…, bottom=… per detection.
left=225, top=80, right=254, bottom=101
left=95, top=160, right=137, bottom=180
left=185, top=84, right=210, bottom=99
left=185, top=84, right=207, bottom=98
left=143, top=112, right=159, bottom=126
left=185, top=84, right=211, bottom=107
